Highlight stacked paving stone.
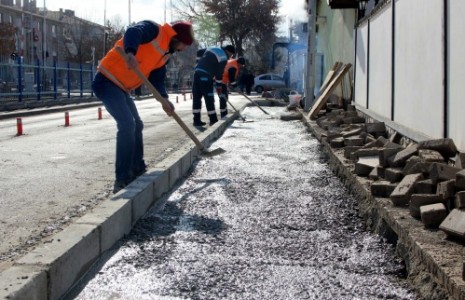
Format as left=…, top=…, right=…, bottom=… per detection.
left=316, top=105, right=465, bottom=240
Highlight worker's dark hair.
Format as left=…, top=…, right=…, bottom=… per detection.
left=223, top=45, right=236, bottom=55
left=237, top=57, right=246, bottom=65
left=196, top=48, right=206, bottom=58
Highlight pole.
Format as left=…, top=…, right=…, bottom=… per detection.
left=128, top=0, right=131, bottom=25
left=103, top=0, right=107, bottom=55
left=304, top=0, right=317, bottom=111
left=43, top=0, right=46, bottom=65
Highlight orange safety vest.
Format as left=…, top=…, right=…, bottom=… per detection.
left=222, top=59, right=240, bottom=84
left=98, top=22, right=176, bottom=91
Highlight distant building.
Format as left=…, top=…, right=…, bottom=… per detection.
left=0, top=0, right=104, bottom=64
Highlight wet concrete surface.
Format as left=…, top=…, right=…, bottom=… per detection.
left=69, top=107, right=420, bottom=300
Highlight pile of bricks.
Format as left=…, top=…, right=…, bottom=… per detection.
left=316, top=104, right=465, bottom=240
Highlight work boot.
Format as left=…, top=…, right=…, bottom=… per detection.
left=220, top=111, right=228, bottom=119
left=209, top=114, right=218, bottom=126
left=193, top=113, right=206, bottom=126
left=113, top=179, right=128, bottom=194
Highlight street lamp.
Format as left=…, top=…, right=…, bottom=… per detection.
left=358, top=0, right=369, bottom=19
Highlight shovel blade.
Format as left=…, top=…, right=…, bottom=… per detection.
left=201, top=147, right=226, bottom=157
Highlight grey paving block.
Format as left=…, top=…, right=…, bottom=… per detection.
left=418, top=149, right=445, bottom=163
left=342, top=127, right=364, bottom=138
left=414, top=179, right=436, bottom=194
left=437, top=179, right=456, bottom=200
left=409, top=194, right=443, bottom=218
left=454, top=152, right=465, bottom=169
left=440, top=209, right=465, bottom=239
left=384, top=168, right=404, bottom=183
left=330, top=137, right=344, bottom=148
left=344, top=136, right=364, bottom=147
left=421, top=203, right=448, bottom=228
left=455, top=192, right=465, bottom=209
left=344, top=146, right=362, bottom=159
left=456, top=169, right=465, bottom=190
left=390, top=173, right=424, bottom=206
left=379, top=148, right=403, bottom=167
left=148, top=168, right=170, bottom=199
left=355, top=156, right=379, bottom=176
left=429, top=163, right=461, bottom=185
left=388, top=144, right=419, bottom=168
left=365, top=122, right=386, bottom=135
left=370, top=180, right=397, bottom=198
left=418, top=138, right=458, bottom=158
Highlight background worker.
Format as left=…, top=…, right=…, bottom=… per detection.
left=220, top=56, right=246, bottom=118
left=92, top=20, right=194, bottom=193
left=192, top=45, right=235, bottom=126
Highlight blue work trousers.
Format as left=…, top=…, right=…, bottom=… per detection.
left=92, top=72, right=146, bottom=183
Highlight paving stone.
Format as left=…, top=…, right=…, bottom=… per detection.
left=379, top=148, right=403, bottom=167
left=454, top=192, right=465, bottom=209
left=344, top=136, right=365, bottom=147
left=343, top=116, right=366, bottom=124
left=365, top=134, right=377, bottom=144
left=418, top=138, right=458, bottom=158
left=389, top=131, right=403, bottom=144
left=344, top=146, right=362, bottom=159
left=429, top=162, right=462, bottom=184
left=330, top=137, right=345, bottom=148
left=342, top=127, right=365, bottom=138
left=440, top=209, right=465, bottom=240
left=414, top=179, right=436, bottom=194
left=402, top=156, right=422, bottom=172
left=418, top=149, right=445, bottom=163
left=351, top=148, right=383, bottom=161
left=403, top=161, right=432, bottom=176
left=371, top=180, right=397, bottom=198
left=388, top=144, right=419, bottom=168
left=409, top=194, right=443, bottom=218
left=437, top=179, right=456, bottom=200
left=454, top=152, right=465, bottom=169
left=456, top=169, right=465, bottom=190
left=369, top=167, right=381, bottom=180
left=327, top=132, right=343, bottom=143
left=420, top=203, right=448, bottom=228
left=355, top=156, right=379, bottom=176
left=390, top=173, right=424, bottom=206
left=280, top=111, right=302, bottom=121
left=384, top=168, right=404, bottom=183
left=365, top=122, right=386, bottom=135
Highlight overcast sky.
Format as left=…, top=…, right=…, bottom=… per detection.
left=41, top=0, right=307, bottom=36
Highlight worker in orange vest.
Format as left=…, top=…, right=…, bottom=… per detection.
left=92, top=20, right=194, bottom=193
left=220, top=56, right=246, bottom=118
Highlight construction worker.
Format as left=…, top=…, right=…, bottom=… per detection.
left=192, top=45, right=235, bottom=126
left=92, top=20, right=194, bottom=193
left=220, top=56, right=246, bottom=118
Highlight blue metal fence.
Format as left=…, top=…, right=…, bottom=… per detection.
left=0, top=57, right=94, bottom=103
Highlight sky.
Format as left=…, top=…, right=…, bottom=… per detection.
left=41, top=0, right=308, bottom=36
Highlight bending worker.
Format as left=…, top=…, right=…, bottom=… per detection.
left=192, top=45, right=235, bottom=126
left=220, top=56, right=246, bottom=118
left=92, top=20, right=194, bottom=193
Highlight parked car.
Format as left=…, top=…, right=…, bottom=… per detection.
left=253, top=73, right=286, bottom=93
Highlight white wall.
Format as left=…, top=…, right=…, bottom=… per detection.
left=448, top=1, right=465, bottom=151
left=355, top=23, right=368, bottom=108
left=393, top=0, right=444, bottom=138
left=368, top=5, right=392, bottom=119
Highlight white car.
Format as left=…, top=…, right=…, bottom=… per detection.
left=253, top=73, right=286, bottom=93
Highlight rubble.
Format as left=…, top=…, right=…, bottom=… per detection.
left=306, top=104, right=465, bottom=248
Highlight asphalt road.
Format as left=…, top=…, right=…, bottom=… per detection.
left=0, top=93, right=251, bottom=271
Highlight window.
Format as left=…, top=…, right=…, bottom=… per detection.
left=260, top=75, right=271, bottom=81
left=52, top=25, right=56, bottom=37
left=0, top=13, right=3, bottom=23
left=9, top=15, right=13, bottom=23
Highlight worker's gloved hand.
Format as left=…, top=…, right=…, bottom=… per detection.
left=125, top=53, right=139, bottom=70
left=230, top=83, right=239, bottom=93
left=215, top=83, right=223, bottom=97
left=161, top=97, right=175, bottom=116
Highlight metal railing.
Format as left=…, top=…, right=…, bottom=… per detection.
left=0, top=57, right=94, bottom=104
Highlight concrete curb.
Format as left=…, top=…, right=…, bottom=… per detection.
left=0, top=107, right=239, bottom=300
left=301, top=114, right=465, bottom=300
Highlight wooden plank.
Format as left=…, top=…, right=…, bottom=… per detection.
left=308, top=63, right=352, bottom=120
left=315, top=62, right=342, bottom=99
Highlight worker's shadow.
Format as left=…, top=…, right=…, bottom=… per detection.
left=130, top=177, right=230, bottom=240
